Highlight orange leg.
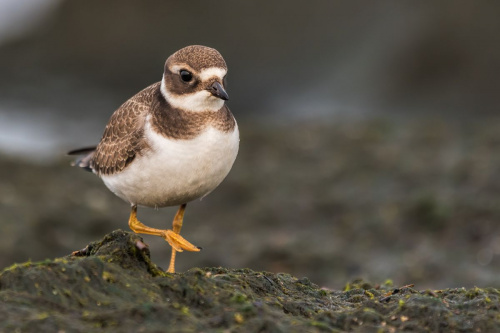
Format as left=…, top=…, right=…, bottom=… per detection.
left=128, top=204, right=200, bottom=273
left=168, top=203, right=187, bottom=273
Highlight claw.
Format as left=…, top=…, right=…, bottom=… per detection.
left=163, top=230, right=201, bottom=252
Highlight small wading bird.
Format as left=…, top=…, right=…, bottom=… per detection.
left=69, top=45, right=239, bottom=273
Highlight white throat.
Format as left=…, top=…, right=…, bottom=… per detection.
left=160, top=77, right=224, bottom=112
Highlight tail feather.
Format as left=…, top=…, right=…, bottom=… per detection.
left=67, top=146, right=97, bottom=155
left=68, top=146, right=96, bottom=172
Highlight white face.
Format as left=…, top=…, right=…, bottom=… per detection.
left=161, top=66, right=227, bottom=112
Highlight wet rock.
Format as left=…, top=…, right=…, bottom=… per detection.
left=0, top=230, right=499, bottom=332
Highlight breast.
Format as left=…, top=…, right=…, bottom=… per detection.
left=100, top=121, right=239, bottom=208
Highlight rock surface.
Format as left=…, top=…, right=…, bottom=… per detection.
left=1, top=230, right=499, bottom=332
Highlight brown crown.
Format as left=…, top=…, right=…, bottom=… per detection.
left=165, top=45, right=227, bottom=72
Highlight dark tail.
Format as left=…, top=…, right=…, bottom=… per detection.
left=68, top=146, right=96, bottom=172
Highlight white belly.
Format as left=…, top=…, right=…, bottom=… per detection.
left=100, top=122, right=239, bottom=207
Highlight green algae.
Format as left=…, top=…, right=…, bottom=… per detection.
left=0, top=230, right=499, bottom=332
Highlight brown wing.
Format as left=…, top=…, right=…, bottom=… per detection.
left=91, top=83, right=160, bottom=175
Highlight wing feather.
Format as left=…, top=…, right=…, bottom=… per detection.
left=91, top=83, right=159, bottom=175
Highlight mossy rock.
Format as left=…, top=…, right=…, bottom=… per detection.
left=1, top=230, right=499, bottom=332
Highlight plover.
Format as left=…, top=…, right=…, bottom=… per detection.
left=69, top=45, right=239, bottom=273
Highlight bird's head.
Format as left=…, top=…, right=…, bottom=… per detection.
left=161, top=45, right=229, bottom=112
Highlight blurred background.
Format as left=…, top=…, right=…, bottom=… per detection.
left=1, top=0, right=500, bottom=289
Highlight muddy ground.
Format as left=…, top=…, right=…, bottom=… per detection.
left=1, top=230, right=499, bottom=332
left=1, top=118, right=500, bottom=290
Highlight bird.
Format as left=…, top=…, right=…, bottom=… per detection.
left=68, top=45, right=239, bottom=273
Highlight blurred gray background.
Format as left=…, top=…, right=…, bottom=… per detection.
left=1, top=0, right=500, bottom=289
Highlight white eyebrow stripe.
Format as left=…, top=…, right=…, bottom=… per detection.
left=168, top=66, right=227, bottom=81
left=198, top=67, right=227, bottom=81
left=170, top=64, right=192, bottom=73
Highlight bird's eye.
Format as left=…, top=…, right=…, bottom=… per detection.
left=180, top=70, right=192, bottom=82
